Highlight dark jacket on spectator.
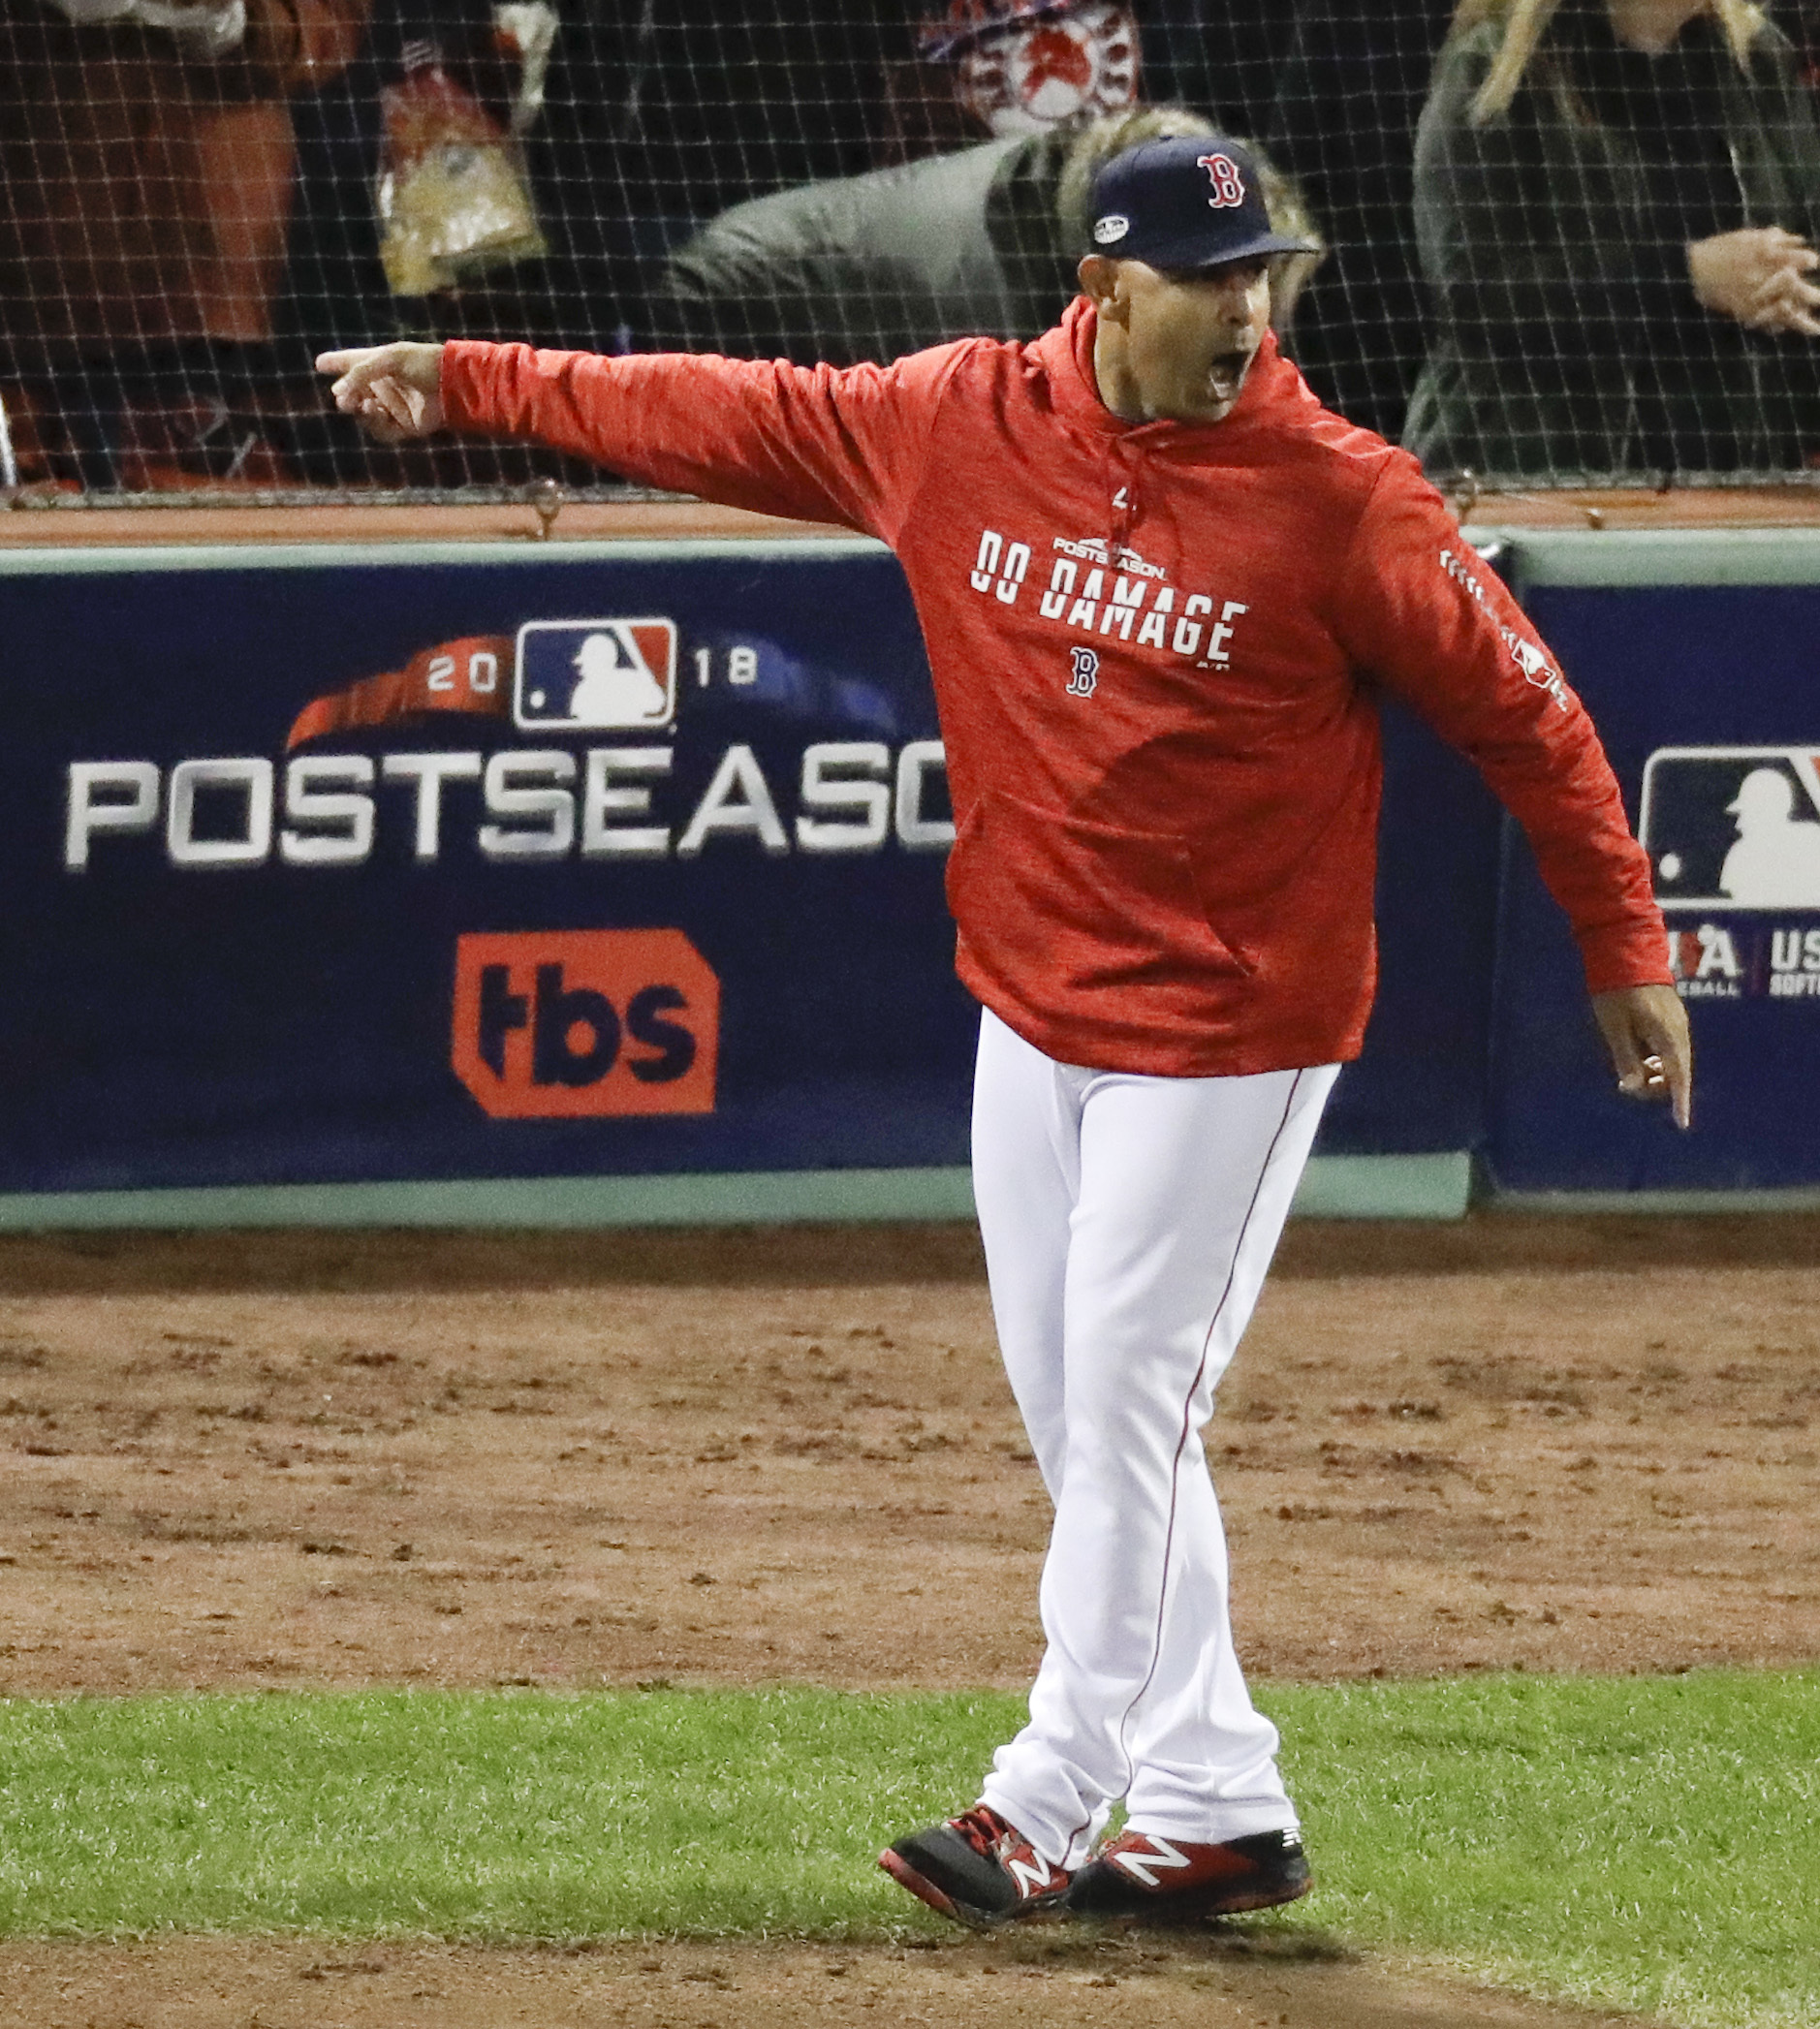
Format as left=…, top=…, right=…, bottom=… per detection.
left=1404, top=6, right=1820, bottom=480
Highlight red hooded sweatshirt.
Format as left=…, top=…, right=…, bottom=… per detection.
left=442, top=300, right=1669, bottom=1077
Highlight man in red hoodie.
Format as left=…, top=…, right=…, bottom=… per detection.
left=321, top=135, right=1690, bottom=1929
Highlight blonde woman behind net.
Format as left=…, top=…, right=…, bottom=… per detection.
left=1403, top=0, right=1820, bottom=479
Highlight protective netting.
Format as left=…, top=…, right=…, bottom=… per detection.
left=2, top=0, right=1817, bottom=500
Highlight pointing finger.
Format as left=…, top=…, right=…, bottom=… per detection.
left=1635, top=1009, right=1694, bottom=1131
left=1656, top=1036, right=1693, bottom=1131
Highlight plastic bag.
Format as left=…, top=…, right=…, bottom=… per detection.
left=45, top=0, right=246, bottom=59
left=375, top=40, right=546, bottom=297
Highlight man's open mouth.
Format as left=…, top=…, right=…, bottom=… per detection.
left=1205, top=349, right=1253, bottom=401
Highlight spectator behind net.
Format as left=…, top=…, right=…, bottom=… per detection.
left=0, top=0, right=368, bottom=490
left=1264, top=1, right=1454, bottom=446
left=1404, top=0, right=1820, bottom=482
left=644, top=104, right=1324, bottom=366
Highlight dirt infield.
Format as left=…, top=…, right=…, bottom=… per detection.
left=3, top=1215, right=1815, bottom=1696
left=0, top=1932, right=1658, bottom=2029
left=1, top=1212, right=1815, bottom=2027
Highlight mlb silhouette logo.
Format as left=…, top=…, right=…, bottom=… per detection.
left=514, top=619, right=678, bottom=732
left=1639, top=745, right=1820, bottom=910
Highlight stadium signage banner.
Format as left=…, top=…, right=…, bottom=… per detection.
left=3, top=540, right=1491, bottom=1199
left=6, top=543, right=982, bottom=1195
left=1489, top=563, right=1820, bottom=1194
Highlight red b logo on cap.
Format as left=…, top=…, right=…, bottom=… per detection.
left=1198, top=152, right=1246, bottom=208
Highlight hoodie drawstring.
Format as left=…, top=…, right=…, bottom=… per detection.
left=1107, top=444, right=1141, bottom=560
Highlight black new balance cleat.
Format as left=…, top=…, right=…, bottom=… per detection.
left=879, top=1805, right=1072, bottom=1927
left=1065, top=1827, right=1312, bottom=1924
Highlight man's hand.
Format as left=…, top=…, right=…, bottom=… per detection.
left=1687, top=228, right=1820, bottom=337
left=317, top=343, right=448, bottom=442
left=1591, top=983, right=1693, bottom=1129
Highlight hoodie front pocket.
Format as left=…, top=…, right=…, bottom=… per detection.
left=946, top=787, right=1250, bottom=1006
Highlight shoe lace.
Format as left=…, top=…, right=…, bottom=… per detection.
left=951, top=1805, right=1011, bottom=1858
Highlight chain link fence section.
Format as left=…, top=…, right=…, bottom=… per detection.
left=3, top=0, right=1818, bottom=504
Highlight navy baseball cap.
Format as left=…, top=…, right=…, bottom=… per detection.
left=1086, top=135, right=1318, bottom=270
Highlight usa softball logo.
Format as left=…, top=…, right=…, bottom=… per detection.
left=1197, top=152, right=1246, bottom=208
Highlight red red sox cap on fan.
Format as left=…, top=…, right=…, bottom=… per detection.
left=1087, top=135, right=1321, bottom=270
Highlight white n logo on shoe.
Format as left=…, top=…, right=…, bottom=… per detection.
left=1111, top=1836, right=1192, bottom=1889
left=1006, top=1852, right=1057, bottom=1897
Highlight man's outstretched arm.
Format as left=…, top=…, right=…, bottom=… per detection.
left=317, top=336, right=968, bottom=544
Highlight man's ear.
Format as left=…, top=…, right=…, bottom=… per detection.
left=1078, top=254, right=1129, bottom=323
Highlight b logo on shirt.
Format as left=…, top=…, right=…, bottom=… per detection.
left=1066, top=646, right=1100, bottom=698
left=1198, top=152, right=1246, bottom=208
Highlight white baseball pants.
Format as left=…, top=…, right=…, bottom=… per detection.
left=969, top=1008, right=1338, bottom=1868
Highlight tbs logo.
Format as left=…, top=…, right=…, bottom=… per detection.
left=452, top=930, right=718, bottom=1117
left=514, top=620, right=678, bottom=732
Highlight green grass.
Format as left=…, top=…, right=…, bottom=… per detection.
left=1273, top=1670, right=1820, bottom=2029
left=0, top=1685, right=1008, bottom=1939
left=0, top=1672, right=1814, bottom=2027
